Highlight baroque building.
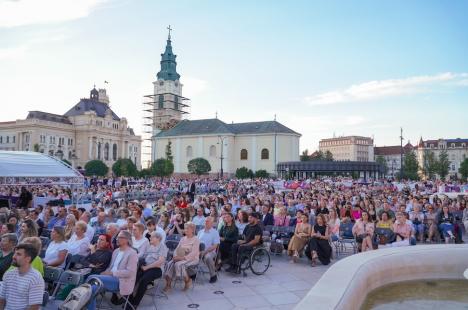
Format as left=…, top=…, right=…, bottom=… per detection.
left=0, top=88, right=141, bottom=170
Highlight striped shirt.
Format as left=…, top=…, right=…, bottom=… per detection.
left=0, top=267, right=44, bottom=309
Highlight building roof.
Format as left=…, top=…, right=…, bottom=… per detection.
left=157, top=38, right=180, bottom=81
left=374, top=143, right=414, bottom=156
left=0, top=151, right=83, bottom=180
left=155, top=118, right=300, bottom=137
left=418, top=138, right=468, bottom=148
left=64, top=98, right=120, bottom=121
left=27, top=111, right=72, bottom=125
left=277, top=160, right=385, bottom=173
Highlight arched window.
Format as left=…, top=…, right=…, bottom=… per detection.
left=240, top=149, right=248, bottom=160
left=261, top=148, right=269, bottom=160
left=112, top=144, right=118, bottom=161
left=97, top=142, right=102, bottom=159
left=104, top=143, right=109, bottom=160
left=186, top=146, right=193, bottom=157
left=209, top=145, right=216, bottom=157
left=158, top=95, right=164, bottom=109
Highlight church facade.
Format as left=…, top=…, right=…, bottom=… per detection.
left=150, top=31, right=300, bottom=175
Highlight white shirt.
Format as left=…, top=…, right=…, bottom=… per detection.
left=132, top=236, right=149, bottom=258
left=44, top=241, right=68, bottom=268
left=197, top=228, right=220, bottom=249
left=67, top=236, right=90, bottom=256
left=86, top=224, right=95, bottom=241
left=143, top=226, right=166, bottom=244
left=192, top=215, right=206, bottom=226
left=111, top=249, right=124, bottom=273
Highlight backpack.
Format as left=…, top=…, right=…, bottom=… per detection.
left=59, top=283, right=93, bottom=310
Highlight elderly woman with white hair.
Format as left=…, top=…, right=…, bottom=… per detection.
left=129, top=231, right=168, bottom=307
left=163, top=222, right=200, bottom=292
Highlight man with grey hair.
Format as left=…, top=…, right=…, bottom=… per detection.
left=0, top=233, right=18, bottom=280
left=197, top=216, right=220, bottom=283
left=80, top=211, right=96, bottom=241
left=106, top=223, right=120, bottom=250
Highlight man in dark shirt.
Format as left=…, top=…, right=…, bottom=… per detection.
left=16, top=187, right=32, bottom=210
left=0, top=233, right=17, bottom=280
left=226, top=212, right=263, bottom=274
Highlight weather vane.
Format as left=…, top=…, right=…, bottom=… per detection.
left=167, top=25, right=172, bottom=40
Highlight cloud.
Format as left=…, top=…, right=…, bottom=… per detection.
left=0, top=0, right=109, bottom=28
left=305, top=72, right=468, bottom=105
left=182, top=77, right=209, bottom=97
left=0, top=45, right=28, bottom=60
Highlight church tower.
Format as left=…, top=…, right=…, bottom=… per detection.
left=145, top=26, right=189, bottom=163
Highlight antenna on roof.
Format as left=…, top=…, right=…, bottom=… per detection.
left=215, top=111, right=218, bottom=119
left=274, top=114, right=277, bottom=121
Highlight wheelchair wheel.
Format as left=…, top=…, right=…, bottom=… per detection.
left=250, top=247, right=270, bottom=275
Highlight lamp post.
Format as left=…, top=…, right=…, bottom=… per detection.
left=217, top=136, right=227, bottom=179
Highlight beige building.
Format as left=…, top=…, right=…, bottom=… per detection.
left=147, top=32, right=300, bottom=175
left=154, top=118, right=301, bottom=175
left=416, top=138, right=468, bottom=178
left=319, top=136, right=374, bottom=162
left=374, top=143, right=415, bottom=176
left=0, top=88, right=141, bottom=170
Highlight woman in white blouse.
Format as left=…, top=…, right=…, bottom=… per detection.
left=67, top=221, right=91, bottom=256
left=43, top=226, right=68, bottom=268
left=132, top=223, right=149, bottom=258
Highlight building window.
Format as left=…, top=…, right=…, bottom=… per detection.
left=186, top=146, right=193, bottom=157
left=12, top=136, right=15, bottom=143
left=104, top=143, right=109, bottom=160
left=451, top=143, right=456, bottom=148
left=209, top=145, right=216, bottom=157
left=463, top=143, right=466, bottom=148
left=158, top=95, right=164, bottom=109
left=0, top=136, right=2, bottom=143
left=240, top=149, right=248, bottom=160
left=112, top=144, right=117, bottom=161
left=97, top=143, right=102, bottom=159
left=6, top=136, right=9, bottom=143
left=261, top=148, right=269, bottom=160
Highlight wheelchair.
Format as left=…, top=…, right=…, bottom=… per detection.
left=238, top=245, right=271, bottom=276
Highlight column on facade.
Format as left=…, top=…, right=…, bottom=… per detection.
left=175, top=138, right=181, bottom=173
left=88, top=137, right=93, bottom=159
left=251, top=136, right=257, bottom=172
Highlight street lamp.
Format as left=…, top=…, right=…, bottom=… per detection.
left=217, top=136, right=228, bottom=179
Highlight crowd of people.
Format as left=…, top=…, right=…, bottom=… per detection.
left=0, top=176, right=466, bottom=309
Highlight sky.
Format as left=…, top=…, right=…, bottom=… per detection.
left=1, top=0, right=467, bottom=153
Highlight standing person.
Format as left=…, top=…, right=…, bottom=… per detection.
left=16, top=187, right=33, bottom=210
left=0, top=243, right=45, bottom=310
left=197, top=217, right=220, bottom=283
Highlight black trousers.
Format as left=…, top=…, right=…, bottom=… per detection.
left=230, top=243, right=253, bottom=267
left=130, top=267, right=162, bottom=306
left=220, top=240, right=235, bottom=261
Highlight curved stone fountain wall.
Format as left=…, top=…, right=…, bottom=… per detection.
left=294, top=244, right=468, bottom=310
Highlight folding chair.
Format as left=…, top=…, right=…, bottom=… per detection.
left=336, top=221, right=358, bottom=257
left=40, top=236, right=50, bottom=249
left=42, top=291, right=49, bottom=307
left=44, top=266, right=63, bottom=294
left=64, top=253, right=73, bottom=270
left=51, top=270, right=82, bottom=298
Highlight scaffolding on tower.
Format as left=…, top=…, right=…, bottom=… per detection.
left=141, top=93, right=190, bottom=168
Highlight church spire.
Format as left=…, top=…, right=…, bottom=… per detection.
left=157, top=25, right=180, bottom=81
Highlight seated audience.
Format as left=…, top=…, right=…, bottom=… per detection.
left=197, top=216, right=220, bottom=283
left=0, top=233, right=17, bottom=280
left=288, top=213, right=311, bottom=263
left=352, top=211, right=375, bottom=252
left=308, top=214, right=332, bottom=266
left=274, top=206, right=291, bottom=227
left=43, top=226, right=68, bottom=268
left=81, top=234, right=113, bottom=274
left=438, top=205, right=455, bottom=243
left=164, top=222, right=200, bottom=292
left=132, top=223, right=150, bottom=258
left=67, top=220, right=91, bottom=256
left=219, top=212, right=239, bottom=264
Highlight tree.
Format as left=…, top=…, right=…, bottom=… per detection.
left=402, top=151, right=419, bottom=180
left=165, top=141, right=173, bottom=162
left=139, top=168, right=153, bottom=178
left=459, top=157, right=468, bottom=180
left=300, top=149, right=310, bottom=161
left=375, top=155, right=388, bottom=175
left=324, top=150, right=334, bottom=161
left=436, top=150, right=450, bottom=179
left=33, top=144, right=40, bottom=152
left=236, top=167, right=254, bottom=179
left=61, top=159, right=72, bottom=166
left=255, top=169, right=269, bottom=178
left=187, top=157, right=211, bottom=175
left=421, top=150, right=438, bottom=179
left=112, top=158, right=138, bottom=177
left=310, top=150, right=324, bottom=161
left=84, top=160, right=108, bottom=176
left=151, top=158, right=174, bottom=177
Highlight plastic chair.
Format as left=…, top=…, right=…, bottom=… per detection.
left=336, top=221, right=358, bottom=257
left=44, top=266, right=63, bottom=294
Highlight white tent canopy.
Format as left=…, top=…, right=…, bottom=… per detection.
left=0, top=151, right=83, bottom=185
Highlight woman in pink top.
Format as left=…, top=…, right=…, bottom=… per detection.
left=163, top=222, right=200, bottom=292
left=351, top=205, right=362, bottom=222
left=274, top=207, right=290, bottom=227
left=352, top=211, right=374, bottom=252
